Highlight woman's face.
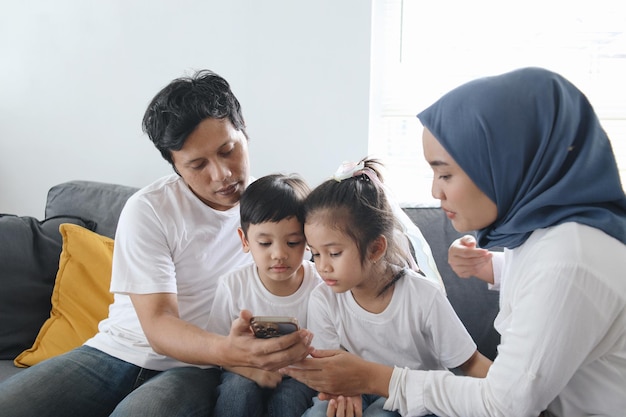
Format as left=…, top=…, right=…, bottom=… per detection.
left=171, top=117, right=249, bottom=211
left=422, top=128, right=497, bottom=232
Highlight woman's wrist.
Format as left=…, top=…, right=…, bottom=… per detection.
left=366, top=360, right=394, bottom=397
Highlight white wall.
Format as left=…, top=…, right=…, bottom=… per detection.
left=0, top=0, right=372, bottom=218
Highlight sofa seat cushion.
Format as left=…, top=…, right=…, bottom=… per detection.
left=14, top=224, right=115, bottom=367
left=0, top=214, right=95, bottom=360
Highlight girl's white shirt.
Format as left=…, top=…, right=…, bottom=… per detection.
left=308, top=268, right=477, bottom=371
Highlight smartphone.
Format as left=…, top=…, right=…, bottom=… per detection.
left=250, top=316, right=299, bottom=338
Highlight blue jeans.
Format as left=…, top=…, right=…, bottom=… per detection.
left=302, top=394, right=438, bottom=417
left=215, top=370, right=316, bottom=417
left=0, top=345, right=220, bottom=417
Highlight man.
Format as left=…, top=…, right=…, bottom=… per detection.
left=0, top=69, right=312, bottom=416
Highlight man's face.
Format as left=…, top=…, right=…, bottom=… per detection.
left=171, top=118, right=250, bottom=211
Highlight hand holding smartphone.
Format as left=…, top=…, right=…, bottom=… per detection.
left=250, top=316, right=299, bottom=338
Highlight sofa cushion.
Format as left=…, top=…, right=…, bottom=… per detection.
left=0, top=214, right=96, bottom=360
left=14, top=224, right=115, bottom=367
left=45, top=181, right=139, bottom=239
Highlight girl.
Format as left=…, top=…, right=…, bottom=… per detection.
left=301, top=158, right=491, bottom=417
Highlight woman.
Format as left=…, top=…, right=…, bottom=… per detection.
left=283, top=67, right=626, bottom=417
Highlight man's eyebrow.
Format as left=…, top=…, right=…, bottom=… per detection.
left=184, top=157, right=205, bottom=166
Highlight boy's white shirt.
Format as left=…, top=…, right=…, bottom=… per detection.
left=208, top=260, right=323, bottom=335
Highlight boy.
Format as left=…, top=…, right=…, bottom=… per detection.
left=209, top=174, right=321, bottom=417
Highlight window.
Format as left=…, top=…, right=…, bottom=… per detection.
left=369, top=0, right=626, bottom=206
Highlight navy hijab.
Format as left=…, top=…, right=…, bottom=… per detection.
left=417, top=67, right=626, bottom=249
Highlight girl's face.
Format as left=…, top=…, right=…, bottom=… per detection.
left=304, top=220, right=367, bottom=293
left=422, top=128, right=497, bottom=232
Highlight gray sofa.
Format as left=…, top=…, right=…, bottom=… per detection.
left=0, top=180, right=500, bottom=382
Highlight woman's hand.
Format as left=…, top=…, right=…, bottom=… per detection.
left=281, top=349, right=393, bottom=398
left=448, top=235, right=494, bottom=283
left=219, top=310, right=313, bottom=371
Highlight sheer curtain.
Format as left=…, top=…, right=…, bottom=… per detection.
left=369, top=0, right=626, bottom=206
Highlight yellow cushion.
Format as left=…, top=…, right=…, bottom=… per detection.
left=14, top=223, right=114, bottom=367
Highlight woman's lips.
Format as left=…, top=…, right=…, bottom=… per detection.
left=442, top=207, right=455, bottom=220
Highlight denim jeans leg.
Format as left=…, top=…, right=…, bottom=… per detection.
left=0, top=345, right=141, bottom=417
left=213, top=370, right=264, bottom=417
left=301, top=396, right=329, bottom=417
left=362, top=394, right=401, bottom=417
left=110, top=366, right=221, bottom=417
left=266, top=376, right=316, bottom=417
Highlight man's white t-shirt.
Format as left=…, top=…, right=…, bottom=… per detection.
left=86, top=174, right=252, bottom=371
left=308, top=268, right=476, bottom=371
left=208, top=260, right=322, bottom=335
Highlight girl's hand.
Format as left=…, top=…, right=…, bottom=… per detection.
left=448, top=235, right=494, bottom=283
left=326, top=395, right=362, bottom=417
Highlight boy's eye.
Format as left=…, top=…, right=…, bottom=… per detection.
left=287, top=240, right=303, bottom=247
left=330, top=252, right=341, bottom=257
left=258, top=241, right=271, bottom=247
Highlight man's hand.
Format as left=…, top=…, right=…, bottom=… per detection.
left=219, top=310, right=313, bottom=371
left=448, top=235, right=494, bottom=284
left=226, top=366, right=283, bottom=389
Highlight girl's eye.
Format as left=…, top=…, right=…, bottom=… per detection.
left=438, top=174, right=451, bottom=180
left=310, top=252, right=320, bottom=258
left=330, top=252, right=341, bottom=257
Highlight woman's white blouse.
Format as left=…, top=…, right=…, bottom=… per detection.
left=385, top=222, right=626, bottom=417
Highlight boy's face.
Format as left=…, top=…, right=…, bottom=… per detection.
left=238, top=216, right=308, bottom=296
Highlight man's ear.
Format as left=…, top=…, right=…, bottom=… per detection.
left=369, top=234, right=388, bottom=263
left=237, top=227, right=250, bottom=253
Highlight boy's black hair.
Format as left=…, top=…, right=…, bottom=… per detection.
left=239, top=174, right=310, bottom=236
left=141, top=69, right=248, bottom=169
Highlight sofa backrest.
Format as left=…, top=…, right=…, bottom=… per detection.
left=43, top=181, right=501, bottom=360
left=45, top=181, right=139, bottom=239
